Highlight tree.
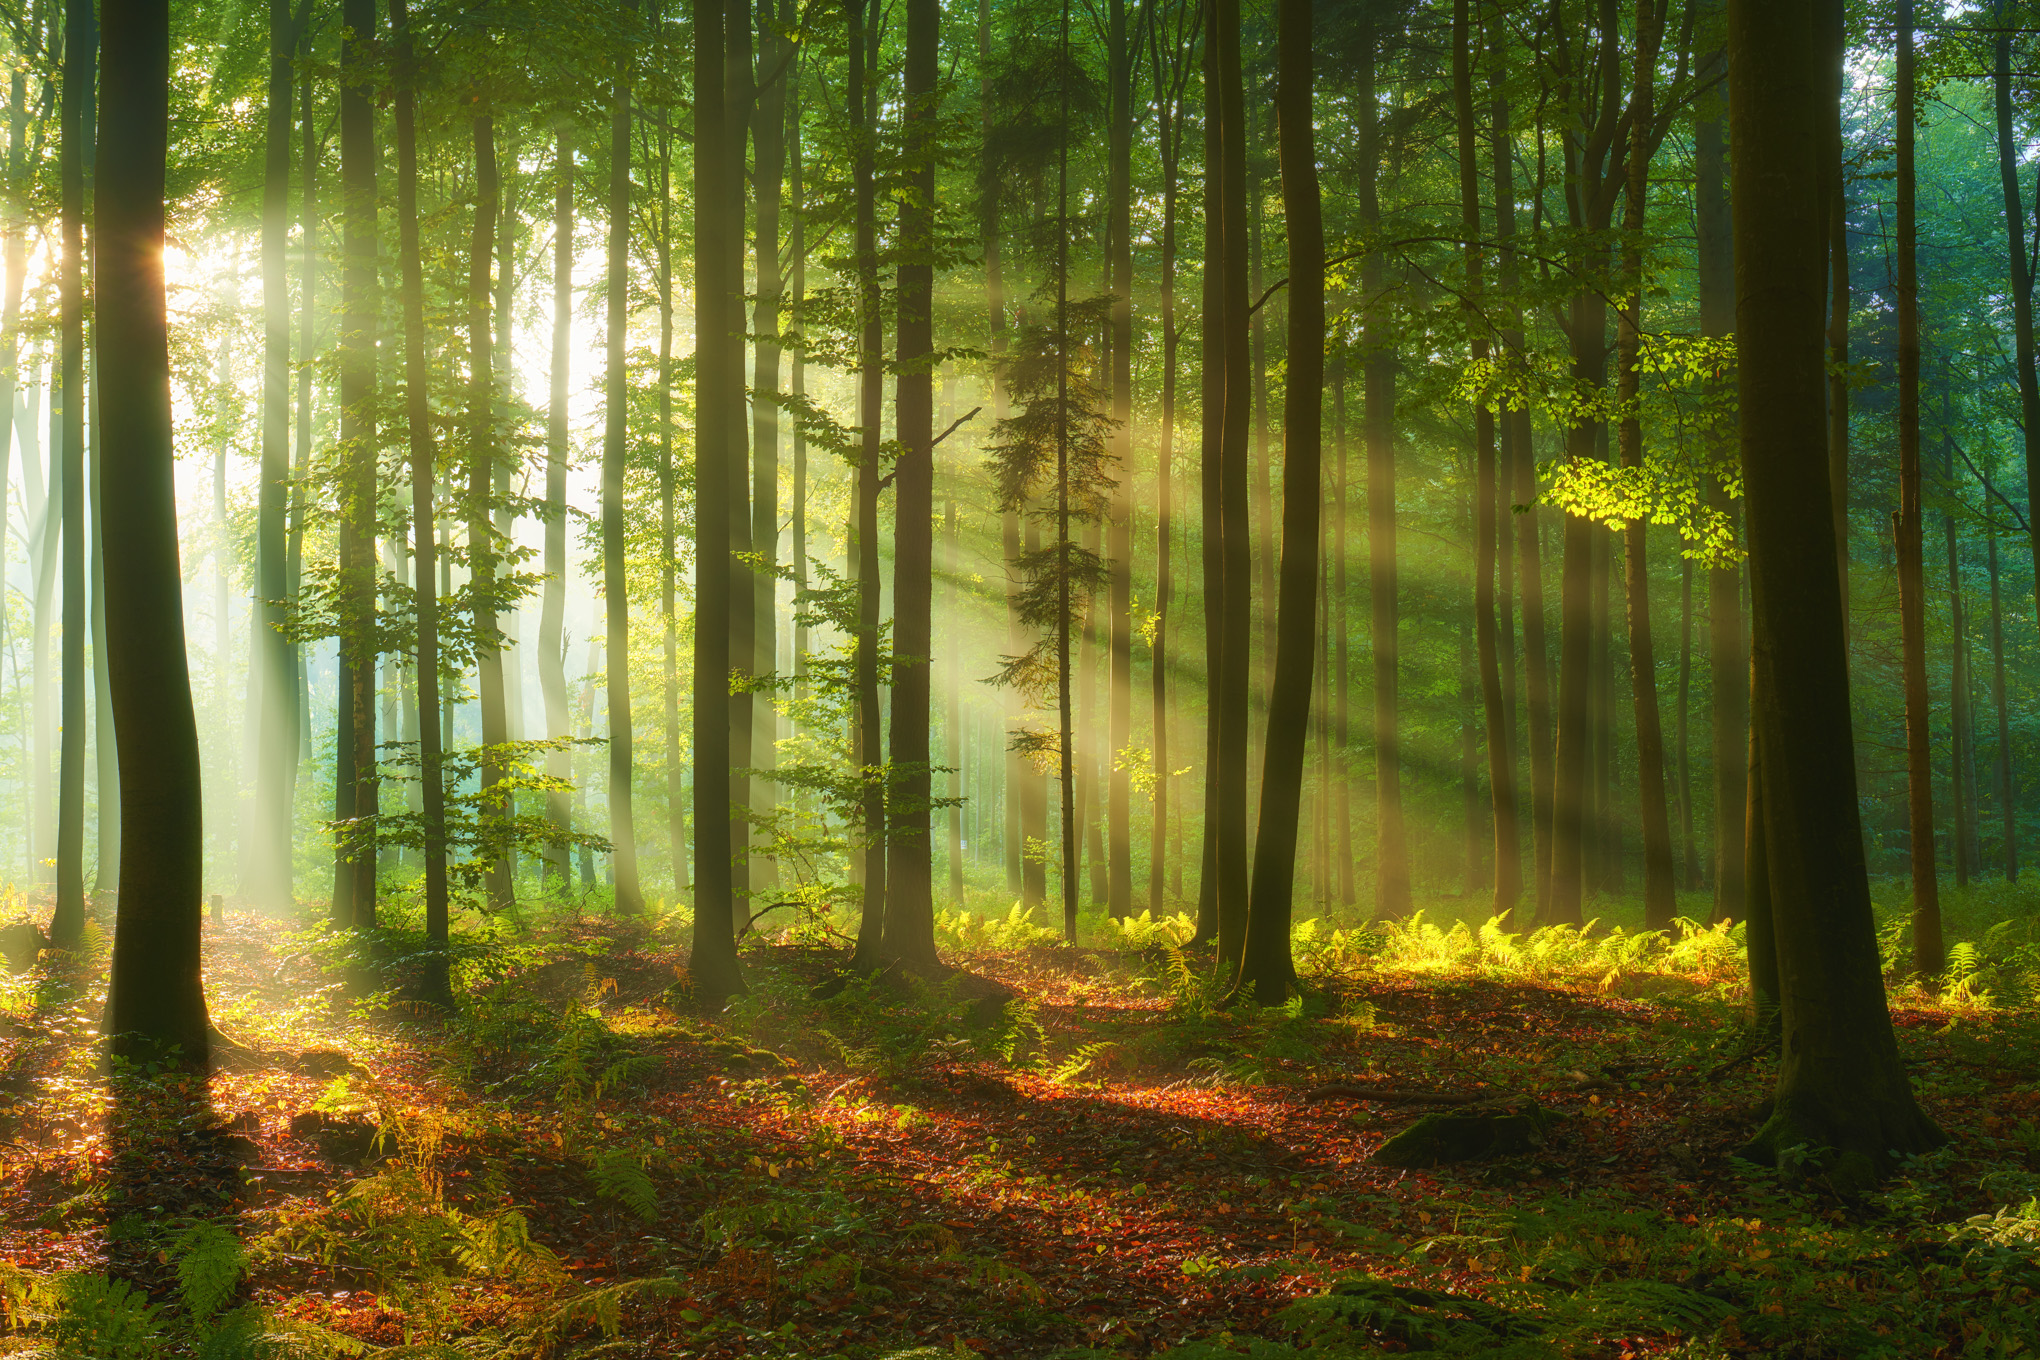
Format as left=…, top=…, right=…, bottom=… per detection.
left=604, top=1, right=646, bottom=914
left=1728, top=0, right=1945, bottom=1186
left=469, top=107, right=513, bottom=914
left=1238, top=0, right=1322, bottom=1003
left=541, top=125, right=575, bottom=883
left=100, top=0, right=209, bottom=1064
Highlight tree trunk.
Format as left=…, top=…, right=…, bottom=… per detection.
left=1455, top=0, right=1519, bottom=922
left=391, top=0, right=449, bottom=1001
left=100, top=0, right=210, bottom=1064
left=1894, top=0, right=1943, bottom=975
left=946, top=499, right=967, bottom=904
left=250, top=0, right=301, bottom=913
left=1334, top=367, right=1354, bottom=906
left=336, top=0, right=378, bottom=930
left=1677, top=556, right=1699, bottom=888
left=1987, top=522, right=2016, bottom=880
left=1194, top=1, right=1223, bottom=943
left=291, top=29, right=316, bottom=781
left=1239, top=0, right=1318, bottom=1002
left=1104, top=0, right=1134, bottom=922
left=751, top=0, right=785, bottom=901
left=845, top=0, right=888, bottom=961
left=1729, top=0, right=1945, bottom=1185
left=1150, top=72, right=1180, bottom=915
left=1358, top=12, right=1408, bottom=921
left=50, top=0, right=92, bottom=945
left=1213, top=0, right=1254, bottom=958
left=543, top=128, right=573, bottom=883
left=655, top=114, right=683, bottom=896
left=1824, top=0, right=1850, bottom=617
left=604, top=10, right=646, bottom=913
left=1995, top=3, right=2040, bottom=786
left=1616, top=0, right=1676, bottom=931
left=470, top=112, right=515, bottom=914
left=884, top=0, right=939, bottom=964
left=691, top=0, right=742, bottom=993
left=1945, top=428, right=1971, bottom=889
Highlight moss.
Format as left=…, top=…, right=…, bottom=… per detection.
left=1369, top=1102, right=1557, bottom=1168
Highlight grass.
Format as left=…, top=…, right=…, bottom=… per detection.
left=0, top=883, right=2037, bottom=1356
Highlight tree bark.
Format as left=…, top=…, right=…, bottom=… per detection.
left=1455, top=0, right=1520, bottom=923
left=604, top=9, right=646, bottom=913
left=543, top=128, right=574, bottom=883
left=751, top=0, right=785, bottom=901
left=1894, top=0, right=1942, bottom=975
left=51, top=0, right=92, bottom=945
left=1194, top=0, right=1223, bottom=943
left=691, top=0, right=742, bottom=993
left=1240, top=0, right=1319, bottom=1003
left=1995, top=3, right=2040, bottom=774
left=1987, top=521, right=2016, bottom=880
left=1104, top=0, right=1134, bottom=921
left=1729, top=0, right=1945, bottom=1185
left=100, top=0, right=210, bottom=1064
left=470, top=112, right=515, bottom=914
left=884, top=0, right=940, bottom=964
left=390, top=0, right=449, bottom=1000
left=336, top=0, right=378, bottom=930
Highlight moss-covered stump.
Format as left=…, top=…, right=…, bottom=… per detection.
left=1369, top=1101, right=1556, bottom=1168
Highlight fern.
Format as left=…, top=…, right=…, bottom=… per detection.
left=1046, top=1040, right=1116, bottom=1086
left=175, top=1221, right=247, bottom=1325
left=27, top=1273, right=165, bottom=1358
left=590, top=1148, right=661, bottom=1223
left=457, top=1208, right=563, bottom=1280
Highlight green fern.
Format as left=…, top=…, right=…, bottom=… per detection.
left=175, top=1221, right=247, bottom=1325
left=590, top=1148, right=661, bottom=1223
left=1047, top=1040, right=1116, bottom=1086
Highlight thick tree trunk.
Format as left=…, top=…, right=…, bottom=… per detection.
left=1730, top=0, right=1945, bottom=1185
left=604, top=13, right=646, bottom=913
left=884, top=0, right=940, bottom=964
left=100, top=0, right=210, bottom=1064
left=390, top=0, right=449, bottom=1000
left=336, top=0, right=378, bottom=930
left=1894, top=0, right=1943, bottom=975
left=691, top=0, right=742, bottom=993
left=1240, top=0, right=1319, bottom=1003
left=1824, top=0, right=1850, bottom=616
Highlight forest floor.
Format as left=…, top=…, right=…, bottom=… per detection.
left=2, top=893, right=2040, bottom=1358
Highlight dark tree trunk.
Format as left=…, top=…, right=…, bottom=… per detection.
left=543, top=129, right=574, bottom=882
left=1455, top=0, right=1520, bottom=923
left=336, top=0, right=378, bottom=930
left=1729, top=0, right=1945, bottom=1185
left=50, top=0, right=92, bottom=945
left=1677, top=557, right=1699, bottom=889
left=849, top=0, right=888, bottom=962
left=604, top=11, right=646, bottom=912
left=390, top=0, right=448, bottom=1001
left=100, top=0, right=209, bottom=1063
left=1213, top=0, right=1253, bottom=958
left=1104, top=0, right=1134, bottom=921
left=1358, top=11, right=1408, bottom=921
left=884, top=0, right=939, bottom=964
left=1987, top=522, right=2016, bottom=879
left=691, top=0, right=742, bottom=993
left=1194, top=1, right=1224, bottom=943
left=1239, top=0, right=1319, bottom=1002
left=751, top=0, right=786, bottom=901
left=1894, top=0, right=1943, bottom=975
left=1995, top=3, right=2040, bottom=774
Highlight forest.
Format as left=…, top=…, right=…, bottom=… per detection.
left=0, top=0, right=2036, bottom=1352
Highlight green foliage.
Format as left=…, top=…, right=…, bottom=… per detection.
left=589, top=1147, right=661, bottom=1224
left=174, top=1222, right=248, bottom=1326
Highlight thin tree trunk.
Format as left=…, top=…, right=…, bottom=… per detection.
left=291, top=26, right=316, bottom=780
left=1194, top=0, right=1224, bottom=942
left=1994, top=3, right=2040, bottom=774
left=336, top=0, right=378, bottom=930
left=543, top=127, right=573, bottom=883
left=1213, top=0, right=1253, bottom=958
left=1104, top=0, right=1134, bottom=921
left=1677, top=556, right=1699, bottom=889
left=51, top=0, right=91, bottom=944
left=1987, top=520, right=2016, bottom=879
left=604, top=10, right=646, bottom=913
left=101, top=0, right=210, bottom=1063
left=1945, top=427, right=1971, bottom=888
left=470, top=112, right=514, bottom=914
left=1617, top=0, right=1676, bottom=931
left=1334, top=366, right=1354, bottom=906
left=946, top=500, right=967, bottom=904
left=1455, top=0, right=1519, bottom=921
left=655, top=114, right=683, bottom=896
left=1729, top=0, right=1945, bottom=1181
left=884, top=0, right=939, bottom=963
left=1240, top=0, right=1318, bottom=1001
left=1359, top=12, right=1408, bottom=921
left=1895, top=0, right=1942, bottom=975
left=391, top=0, right=448, bottom=999
left=751, top=0, right=785, bottom=901
left=691, top=0, right=741, bottom=992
